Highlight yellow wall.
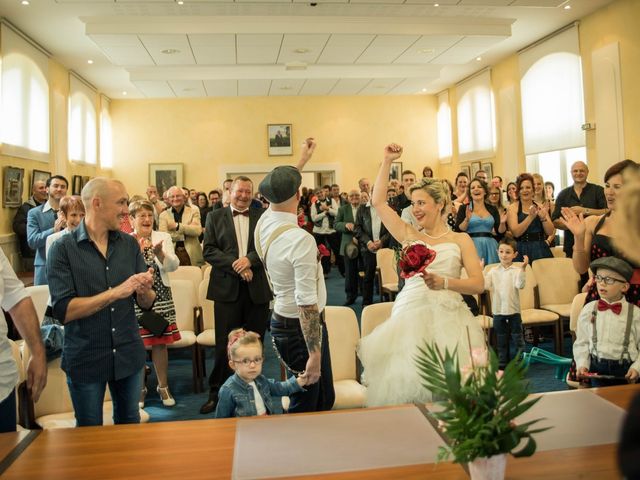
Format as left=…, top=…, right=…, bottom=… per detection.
left=110, top=95, right=439, bottom=198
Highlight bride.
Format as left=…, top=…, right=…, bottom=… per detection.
left=358, top=144, right=486, bottom=407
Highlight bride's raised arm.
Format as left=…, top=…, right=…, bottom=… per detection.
left=371, top=144, right=414, bottom=244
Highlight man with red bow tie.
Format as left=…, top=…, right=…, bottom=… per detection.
left=574, top=256, right=640, bottom=387
left=199, top=176, right=272, bottom=414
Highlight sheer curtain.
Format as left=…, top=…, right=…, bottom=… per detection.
left=456, top=69, right=495, bottom=162
left=68, top=74, right=97, bottom=164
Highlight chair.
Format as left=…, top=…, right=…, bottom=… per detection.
left=522, top=347, right=572, bottom=380
left=361, top=302, right=394, bottom=338
left=195, top=277, right=216, bottom=378
left=9, top=339, right=25, bottom=428
left=168, top=266, right=204, bottom=300
left=324, top=306, right=366, bottom=409
left=25, top=284, right=50, bottom=324
left=551, top=246, right=565, bottom=258
left=375, top=248, right=398, bottom=301
left=567, top=292, right=588, bottom=389
left=168, top=279, right=203, bottom=392
left=202, top=264, right=212, bottom=281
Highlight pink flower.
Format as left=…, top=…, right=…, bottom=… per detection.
left=471, top=347, right=488, bottom=367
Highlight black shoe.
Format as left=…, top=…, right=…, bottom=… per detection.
left=343, top=297, right=357, bottom=306
left=200, top=393, right=218, bottom=414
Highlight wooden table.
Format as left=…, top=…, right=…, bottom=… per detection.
left=1, top=385, right=637, bottom=480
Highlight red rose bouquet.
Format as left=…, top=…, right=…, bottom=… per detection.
left=396, top=241, right=437, bottom=279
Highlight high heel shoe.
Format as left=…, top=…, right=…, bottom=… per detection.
left=157, top=385, right=176, bottom=407
left=139, top=387, right=147, bottom=409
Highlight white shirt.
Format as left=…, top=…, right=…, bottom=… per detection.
left=370, top=203, right=382, bottom=242
left=42, top=199, right=55, bottom=213
left=0, top=250, right=29, bottom=402
left=45, top=228, right=70, bottom=256
left=311, top=201, right=335, bottom=235
left=330, top=197, right=342, bottom=212
left=483, top=264, right=526, bottom=315
left=351, top=205, right=359, bottom=222
left=230, top=207, right=250, bottom=258
left=256, top=209, right=326, bottom=318
left=573, top=299, right=640, bottom=372
left=400, top=205, right=418, bottom=226
left=249, top=381, right=267, bottom=415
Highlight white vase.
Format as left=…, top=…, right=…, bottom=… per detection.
left=468, top=454, right=507, bottom=480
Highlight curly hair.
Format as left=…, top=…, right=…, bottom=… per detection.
left=409, top=178, right=452, bottom=214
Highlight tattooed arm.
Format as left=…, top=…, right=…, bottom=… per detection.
left=298, top=304, right=322, bottom=384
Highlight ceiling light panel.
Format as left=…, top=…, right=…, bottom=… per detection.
left=317, top=34, right=375, bottom=64
left=237, top=34, right=283, bottom=64
left=269, top=79, right=305, bottom=96
left=203, top=80, right=238, bottom=97
left=139, top=35, right=196, bottom=65
left=359, top=78, right=403, bottom=95
left=189, top=34, right=236, bottom=65
left=394, top=35, right=462, bottom=64
left=329, top=78, right=371, bottom=96
left=168, top=80, right=206, bottom=97
left=277, top=34, right=330, bottom=64
left=238, top=79, right=272, bottom=96
left=132, top=81, right=176, bottom=99
left=298, top=79, right=340, bottom=96
left=356, top=35, right=420, bottom=64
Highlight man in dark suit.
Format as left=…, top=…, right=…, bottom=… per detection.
left=354, top=191, right=390, bottom=306
left=391, top=170, right=416, bottom=214
left=334, top=190, right=361, bottom=305
left=199, top=176, right=272, bottom=414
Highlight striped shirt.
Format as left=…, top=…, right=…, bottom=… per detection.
left=47, top=220, right=148, bottom=383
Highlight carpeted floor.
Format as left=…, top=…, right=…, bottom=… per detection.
left=144, top=268, right=570, bottom=422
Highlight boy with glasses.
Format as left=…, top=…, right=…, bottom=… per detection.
left=574, top=257, right=640, bottom=387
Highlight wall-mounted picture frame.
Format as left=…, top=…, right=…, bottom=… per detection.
left=149, top=163, right=184, bottom=197
left=471, top=161, right=482, bottom=178
left=82, top=176, right=91, bottom=189
left=268, top=124, right=292, bottom=156
left=3, top=166, right=25, bottom=208
left=481, top=162, right=493, bottom=180
left=460, top=164, right=471, bottom=179
left=72, top=175, right=83, bottom=195
left=32, top=169, right=51, bottom=190
left=389, top=161, right=403, bottom=181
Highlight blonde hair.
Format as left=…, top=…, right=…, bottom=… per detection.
left=409, top=178, right=451, bottom=214
left=227, top=328, right=262, bottom=359
left=614, top=167, right=640, bottom=264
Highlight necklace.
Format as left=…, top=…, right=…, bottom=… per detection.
left=424, top=226, right=450, bottom=240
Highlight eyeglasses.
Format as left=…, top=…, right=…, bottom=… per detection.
left=232, top=356, right=264, bottom=366
left=594, top=274, right=626, bottom=285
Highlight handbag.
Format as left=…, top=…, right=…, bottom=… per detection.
left=138, top=310, right=169, bottom=336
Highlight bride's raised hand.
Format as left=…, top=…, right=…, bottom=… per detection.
left=423, top=272, right=444, bottom=290
left=384, top=143, right=403, bottom=163
left=560, top=206, right=585, bottom=237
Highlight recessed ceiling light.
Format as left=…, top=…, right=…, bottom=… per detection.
left=564, top=4, right=571, bottom=9
left=294, top=48, right=310, bottom=54
left=87, top=60, right=94, bottom=65
left=422, top=88, right=427, bottom=92
left=476, top=56, right=482, bottom=61
left=122, top=91, right=128, bottom=96
left=161, top=49, right=181, bottom=55
left=21, top=0, right=29, bottom=5
left=177, top=0, right=184, bottom=4
left=434, top=3, right=439, bottom=6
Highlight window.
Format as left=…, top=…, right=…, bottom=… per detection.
left=526, top=146, right=586, bottom=192
left=436, top=90, right=452, bottom=162
left=100, top=95, right=113, bottom=169
left=456, top=69, right=495, bottom=162
left=0, top=24, right=50, bottom=161
left=68, top=74, right=97, bottom=164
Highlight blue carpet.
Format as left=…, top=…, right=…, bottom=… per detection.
left=145, top=269, right=569, bottom=422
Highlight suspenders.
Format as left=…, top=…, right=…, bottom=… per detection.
left=590, top=301, right=634, bottom=363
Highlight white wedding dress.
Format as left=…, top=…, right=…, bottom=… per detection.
left=358, top=241, right=485, bottom=407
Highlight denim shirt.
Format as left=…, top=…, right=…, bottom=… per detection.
left=215, top=373, right=303, bottom=418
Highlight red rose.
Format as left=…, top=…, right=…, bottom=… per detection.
left=412, top=244, right=429, bottom=257
left=405, top=251, right=422, bottom=268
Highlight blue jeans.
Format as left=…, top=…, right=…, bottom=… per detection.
left=493, top=314, right=525, bottom=367
left=0, top=389, right=16, bottom=433
left=67, top=372, right=142, bottom=427
left=270, top=313, right=335, bottom=413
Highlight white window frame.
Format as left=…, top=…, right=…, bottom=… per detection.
left=68, top=74, right=97, bottom=165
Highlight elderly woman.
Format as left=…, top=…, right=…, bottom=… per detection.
left=130, top=200, right=181, bottom=407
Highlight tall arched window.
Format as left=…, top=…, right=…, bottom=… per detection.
left=0, top=24, right=50, bottom=161
left=456, top=69, right=495, bottom=162
left=100, top=95, right=113, bottom=169
left=437, top=90, right=452, bottom=162
left=68, top=74, right=97, bottom=164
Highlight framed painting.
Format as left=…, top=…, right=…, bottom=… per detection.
left=389, top=161, right=403, bottom=181
left=149, top=163, right=184, bottom=197
left=471, top=162, right=482, bottom=178
left=3, top=166, right=25, bottom=208
left=32, top=169, right=51, bottom=190
left=72, top=175, right=83, bottom=195
left=460, top=164, right=471, bottom=179
left=268, top=124, right=292, bottom=156
left=481, top=162, right=493, bottom=180
left=82, top=176, right=91, bottom=188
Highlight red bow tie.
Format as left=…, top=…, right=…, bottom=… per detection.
left=232, top=209, right=249, bottom=217
left=597, top=300, right=622, bottom=315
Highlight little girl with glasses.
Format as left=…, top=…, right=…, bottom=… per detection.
left=215, top=329, right=307, bottom=418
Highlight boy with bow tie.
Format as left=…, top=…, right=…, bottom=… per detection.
left=574, top=256, right=640, bottom=387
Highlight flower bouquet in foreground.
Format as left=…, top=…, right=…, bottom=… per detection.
left=415, top=339, right=550, bottom=479
left=395, top=240, right=437, bottom=279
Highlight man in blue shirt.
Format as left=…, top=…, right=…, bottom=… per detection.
left=48, top=178, right=155, bottom=427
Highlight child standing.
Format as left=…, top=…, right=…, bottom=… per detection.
left=215, top=329, right=307, bottom=418
left=484, top=238, right=528, bottom=369
left=573, top=256, right=640, bottom=387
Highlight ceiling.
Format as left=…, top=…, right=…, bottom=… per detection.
left=0, top=0, right=613, bottom=99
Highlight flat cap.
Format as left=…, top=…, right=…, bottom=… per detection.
left=590, top=256, right=633, bottom=282
left=259, top=166, right=301, bottom=204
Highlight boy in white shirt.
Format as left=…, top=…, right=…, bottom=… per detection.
left=573, top=256, right=640, bottom=387
left=484, top=238, right=528, bottom=369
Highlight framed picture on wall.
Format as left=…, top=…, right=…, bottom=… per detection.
left=267, top=124, right=292, bottom=156
left=481, top=162, right=493, bottom=180
left=471, top=162, right=482, bottom=178
left=149, top=163, right=184, bottom=197
left=32, top=169, right=51, bottom=190
left=82, top=176, right=91, bottom=189
left=72, top=176, right=83, bottom=195
left=460, top=164, right=471, bottom=179
left=3, top=166, right=25, bottom=208
left=389, top=161, right=403, bottom=181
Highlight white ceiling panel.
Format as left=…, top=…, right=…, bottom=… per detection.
left=133, top=81, right=175, bottom=98
left=238, top=79, right=272, bottom=96
left=511, top=0, right=565, bottom=5
left=356, top=35, right=420, bottom=64
left=389, top=77, right=437, bottom=95
left=458, top=0, right=511, bottom=5
left=329, top=78, right=371, bottom=95
left=394, top=35, right=462, bottom=63
left=350, top=0, right=406, bottom=4
left=89, top=34, right=140, bottom=47
left=204, top=80, right=238, bottom=97
left=359, top=78, right=403, bottom=95
left=237, top=34, right=283, bottom=64
left=431, top=35, right=506, bottom=63
left=299, top=79, right=340, bottom=96
left=269, top=78, right=305, bottom=96
left=169, top=80, right=207, bottom=97
left=277, top=34, right=330, bottom=64
left=189, top=34, right=236, bottom=64
left=100, top=46, right=155, bottom=66
left=139, top=34, right=196, bottom=65
left=317, top=34, right=375, bottom=64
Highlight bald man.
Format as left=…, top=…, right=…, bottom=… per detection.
left=13, top=180, right=47, bottom=272
left=552, top=161, right=607, bottom=258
